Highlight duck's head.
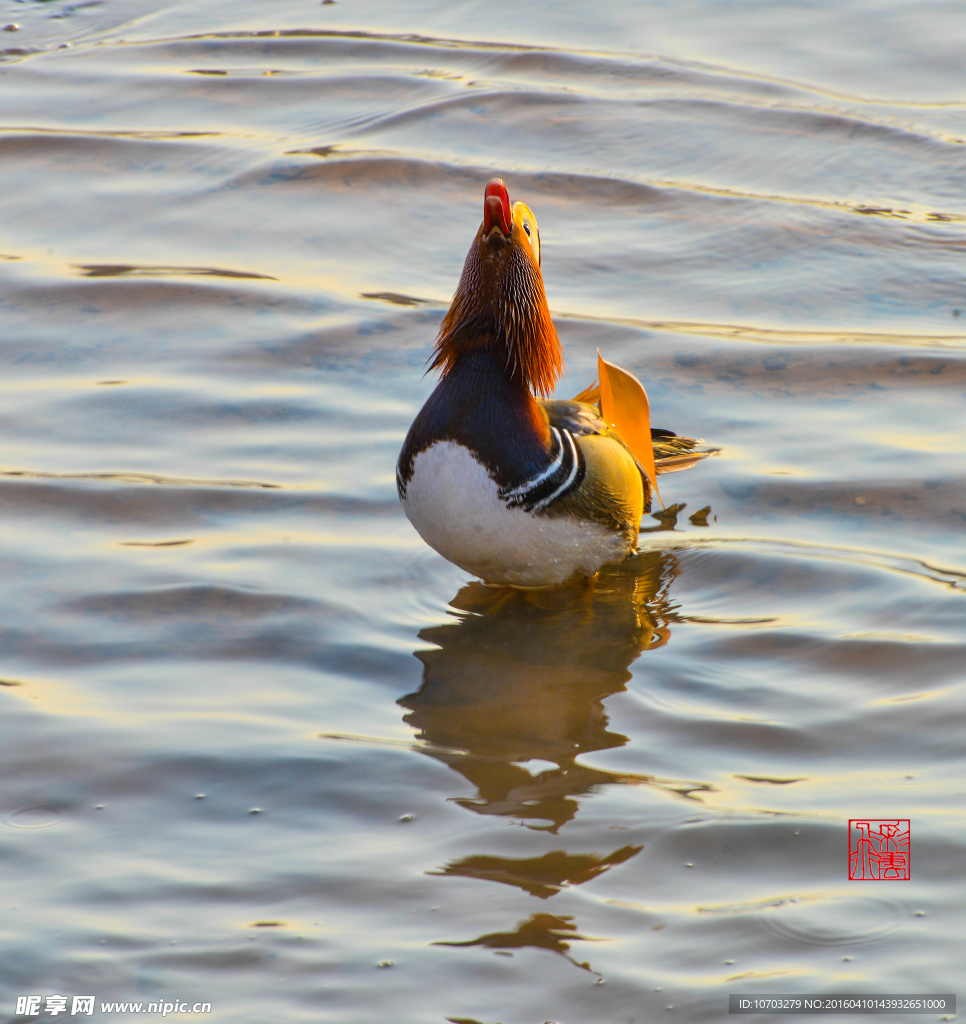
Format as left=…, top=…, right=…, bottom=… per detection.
left=430, top=178, right=563, bottom=397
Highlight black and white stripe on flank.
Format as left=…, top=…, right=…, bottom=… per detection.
left=499, top=427, right=585, bottom=513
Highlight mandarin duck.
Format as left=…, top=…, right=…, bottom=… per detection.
left=397, top=179, right=708, bottom=588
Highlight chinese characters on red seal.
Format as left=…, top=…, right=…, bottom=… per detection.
left=849, top=819, right=910, bottom=880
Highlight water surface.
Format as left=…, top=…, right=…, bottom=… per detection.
left=1, top=1, right=964, bottom=1022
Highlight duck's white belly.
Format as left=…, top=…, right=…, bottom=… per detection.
left=401, top=440, right=630, bottom=587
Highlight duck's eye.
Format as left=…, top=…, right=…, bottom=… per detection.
left=524, top=222, right=531, bottom=237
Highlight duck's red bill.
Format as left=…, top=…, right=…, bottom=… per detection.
left=483, top=178, right=512, bottom=236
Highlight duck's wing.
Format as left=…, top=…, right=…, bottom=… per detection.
left=540, top=398, right=609, bottom=437
left=554, top=392, right=712, bottom=476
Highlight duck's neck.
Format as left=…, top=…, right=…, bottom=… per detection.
left=400, top=348, right=552, bottom=490
left=430, top=238, right=564, bottom=398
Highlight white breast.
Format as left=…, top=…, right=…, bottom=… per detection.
left=401, top=440, right=630, bottom=587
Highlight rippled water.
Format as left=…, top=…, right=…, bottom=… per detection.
left=1, top=1, right=964, bottom=1021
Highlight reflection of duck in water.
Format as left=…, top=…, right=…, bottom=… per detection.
left=402, top=551, right=712, bottom=971
left=434, top=911, right=604, bottom=975
left=397, top=178, right=709, bottom=587
left=400, top=549, right=709, bottom=834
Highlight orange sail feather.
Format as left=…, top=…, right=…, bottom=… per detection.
left=596, top=351, right=663, bottom=508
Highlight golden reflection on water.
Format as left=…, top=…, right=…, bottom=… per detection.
left=401, top=552, right=721, bottom=970
left=401, top=552, right=676, bottom=830
left=435, top=911, right=604, bottom=975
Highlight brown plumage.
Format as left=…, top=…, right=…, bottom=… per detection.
left=429, top=181, right=563, bottom=398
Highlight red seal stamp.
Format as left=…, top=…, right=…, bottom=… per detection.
left=848, top=819, right=910, bottom=880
